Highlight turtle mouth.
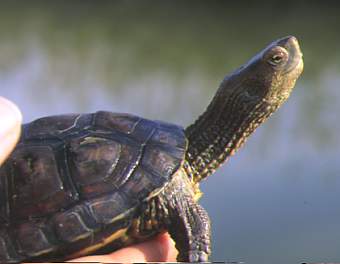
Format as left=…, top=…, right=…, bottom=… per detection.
left=276, top=36, right=304, bottom=74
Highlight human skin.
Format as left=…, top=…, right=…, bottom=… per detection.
left=0, top=97, right=22, bottom=165
left=71, top=232, right=177, bottom=262
left=0, top=96, right=177, bottom=263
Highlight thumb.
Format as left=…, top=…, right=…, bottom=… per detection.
left=0, top=97, right=22, bottom=165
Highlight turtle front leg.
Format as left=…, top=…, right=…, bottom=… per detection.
left=166, top=193, right=211, bottom=262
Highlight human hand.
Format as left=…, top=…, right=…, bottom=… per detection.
left=70, top=232, right=178, bottom=262
left=0, top=97, right=22, bottom=165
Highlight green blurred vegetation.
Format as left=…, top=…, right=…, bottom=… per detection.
left=0, top=1, right=339, bottom=78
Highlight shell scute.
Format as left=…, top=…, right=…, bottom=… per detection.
left=87, top=192, right=134, bottom=225
left=122, top=167, right=163, bottom=201
left=68, top=136, right=142, bottom=199
left=8, top=144, right=76, bottom=219
left=141, top=145, right=181, bottom=179
left=14, top=221, right=55, bottom=257
left=93, top=111, right=140, bottom=135
left=52, top=205, right=95, bottom=243
left=23, top=114, right=79, bottom=139
left=68, top=137, right=121, bottom=187
left=151, top=121, right=186, bottom=148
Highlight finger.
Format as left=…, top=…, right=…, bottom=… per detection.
left=0, top=97, right=22, bottom=165
left=69, top=232, right=178, bottom=263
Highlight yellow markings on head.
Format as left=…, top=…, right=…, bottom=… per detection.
left=68, top=227, right=128, bottom=259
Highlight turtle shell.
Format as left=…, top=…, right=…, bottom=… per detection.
left=0, top=111, right=187, bottom=263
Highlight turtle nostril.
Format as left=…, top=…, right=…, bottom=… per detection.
left=278, top=36, right=298, bottom=46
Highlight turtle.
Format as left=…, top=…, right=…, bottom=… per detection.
left=0, top=36, right=303, bottom=263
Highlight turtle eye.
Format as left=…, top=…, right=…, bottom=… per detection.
left=266, top=47, right=288, bottom=66
left=270, top=54, right=283, bottom=64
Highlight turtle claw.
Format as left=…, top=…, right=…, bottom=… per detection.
left=188, top=250, right=209, bottom=262
left=177, top=250, right=209, bottom=262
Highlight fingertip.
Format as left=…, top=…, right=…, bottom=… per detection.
left=0, top=97, right=22, bottom=164
left=70, top=233, right=178, bottom=263
left=0, top=97, right=22, bottom=125
left=105, top=233, right=177, bottom=262
left=155, top=232, right=178, bottom=261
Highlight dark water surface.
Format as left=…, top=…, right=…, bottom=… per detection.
left=1, top=2, right=340, bottom=264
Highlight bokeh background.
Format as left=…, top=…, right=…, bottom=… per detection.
left=1, top=1, right=340, bottom=264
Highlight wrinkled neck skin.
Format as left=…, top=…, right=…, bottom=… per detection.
left=184, top=69, right=292, bottom=184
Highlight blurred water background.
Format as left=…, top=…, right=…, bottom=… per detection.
left=1, top=1, right=340, bottom=264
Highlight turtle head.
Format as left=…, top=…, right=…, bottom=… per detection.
left=229, top=36, right=304, bottom=111
left=205, top=36, right=304, bottom=130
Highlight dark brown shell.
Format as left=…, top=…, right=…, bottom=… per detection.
left=0, top=111, right=186, bottom=263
